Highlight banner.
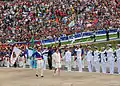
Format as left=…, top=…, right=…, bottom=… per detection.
left=28, top=49, right=34, bottom=57
left=10, top=47, right=21, bottom=66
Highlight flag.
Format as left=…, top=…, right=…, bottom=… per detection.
left=29, top=37, right=37, bottom=68
left=28, top=49, right=34, bottom=57
left=68, top=20, right=75, bottom=27
left=30, top=36, right=34, bottom=48
left=10, top=47, right=21, bottom=66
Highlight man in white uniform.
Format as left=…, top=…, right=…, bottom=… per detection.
left=75, top=45, right=82, bottom=72
left=93, top=47, right=100, bottom=73
left=86, top=46, right=93, bottom=72
left=100, top=47, right=107, bottom=73
left=116, top=44, right=120, bottom=74
left=64, top=48, right=72, bottom=71
left=107, top=44, right=114, bottom=74
left=52, top=48, right=61, bottom=75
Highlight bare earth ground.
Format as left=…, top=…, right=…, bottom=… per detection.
left=0, top=68, right=120, bottom=86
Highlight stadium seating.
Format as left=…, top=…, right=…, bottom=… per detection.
left=0, top=0, right=119, bottom=44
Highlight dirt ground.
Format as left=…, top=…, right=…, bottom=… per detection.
left=0, top=68, right=120, bottom=86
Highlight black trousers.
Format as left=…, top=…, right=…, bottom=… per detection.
left=117, top=32, right=119, bottom=38
left=48, top=56, right=52, bottom=70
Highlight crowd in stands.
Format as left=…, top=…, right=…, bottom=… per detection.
left=0, top=0, right=119, bottom=44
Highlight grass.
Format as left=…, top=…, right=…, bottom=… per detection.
left=45, top=33, right=119, bottom=47
left=109, top=34, right=117, bottom=38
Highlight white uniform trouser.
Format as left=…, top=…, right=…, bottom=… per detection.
left=7, top=61, right=9, bottom=68
left=101, top=62, right=106, bottom=73
left=4, top=60, right=7, bottom=67
left=87, top=61, right=92, bottom=72
left=72, top=56, right=77, bottom=69
left=117, top=59, right=120, bottom=74
left=27, top=59, right=31, bottom=68
left=94, top=61, right=100, bottom=73
left=66, top=61, right=71, bottom=71
left=77, top=59, right=82, bottom=72
left=108, top=60, right=114, bottom=74
left=19, top=61, right=24, bottom=67
left=43, top=56, right=48, bottom=70
left=36, top=60, right=44, bottom=76
left=43, top=59, right=47, bottom=70
left=82, top=59, right=85, bottom=68
left=0, top=61, right=3, bottom=67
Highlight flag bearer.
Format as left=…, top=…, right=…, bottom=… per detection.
left=32, top=46, right=44, bottom=77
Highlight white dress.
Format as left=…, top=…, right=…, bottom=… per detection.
left=52, top=52, right=61, bottom=68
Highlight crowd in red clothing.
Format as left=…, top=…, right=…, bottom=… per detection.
left=0, top=0, right=119, bottom=44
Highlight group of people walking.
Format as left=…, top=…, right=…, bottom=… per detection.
left=64, top=44, right=120, bottom=74
left=0, top=43, right=120, bottom=77
left=33, top=43, right=120, bottom=77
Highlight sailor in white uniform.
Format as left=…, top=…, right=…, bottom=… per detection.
left=107, top=44, right=114, bottom=74
left=116, top=44, right=120, bottom=74
left=100, top=47, right=107, bottom=73
left=86, top=46, right=93, bottom=72
left=64, top=48, right=72, bottom=71
left=93, top=47, right=100, bottom=73
left=75, top=45, right=83, bottom=72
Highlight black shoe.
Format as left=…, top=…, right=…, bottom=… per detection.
left=36, top=74, right=38, bottom=77
left=41, top=76, right=44, bottom=77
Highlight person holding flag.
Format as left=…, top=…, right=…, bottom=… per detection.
left=32, top=45, right=44, bottom=77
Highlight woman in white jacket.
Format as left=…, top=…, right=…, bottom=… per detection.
left=52, top=48, right=61, bottom=76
